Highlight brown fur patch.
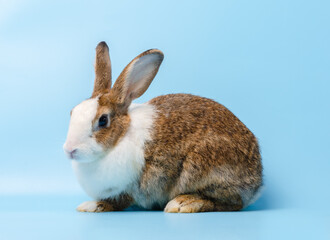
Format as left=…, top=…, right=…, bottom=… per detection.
left=92, top=42, right=112, bottom=97
left=103, top=194, right=133, bottom=211
left=131, top=94, right=262, bottom=211
left=91, top=94, right=131, bottom=149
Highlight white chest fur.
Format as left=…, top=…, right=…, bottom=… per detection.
left=71, top=103, right=155, bottom=200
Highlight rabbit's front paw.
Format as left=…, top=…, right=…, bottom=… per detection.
left=77, top=201, right=114, bottom=212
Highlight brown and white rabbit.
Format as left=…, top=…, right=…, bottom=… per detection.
left=63, top=42, right=263, bottom=213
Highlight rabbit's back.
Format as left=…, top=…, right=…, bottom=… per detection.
left=132, top=94, right=262, bottom=209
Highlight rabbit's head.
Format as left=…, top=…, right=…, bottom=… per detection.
left=63, top=42, right=163, bottom=162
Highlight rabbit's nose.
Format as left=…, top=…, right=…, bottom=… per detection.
left=63, top=143, right=78, bottom=159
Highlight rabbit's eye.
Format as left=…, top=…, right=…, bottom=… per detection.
left=98, top=114, right=108, bottom=128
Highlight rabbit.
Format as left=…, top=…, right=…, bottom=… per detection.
left=63, top=41, right=263, bottom=213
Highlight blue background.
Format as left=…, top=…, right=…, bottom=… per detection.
left=0, top=0, right=329, bottom=239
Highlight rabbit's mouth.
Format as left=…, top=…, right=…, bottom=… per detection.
left=63, top=147, right=78, bottom=160
left=68, top=149, right=77, bottom=159
left=64, top=144, right=105, bottom=163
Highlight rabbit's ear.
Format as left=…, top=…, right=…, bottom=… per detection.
left=111, top=49, right=164, bottom=107
left=92, top=41, right=112, bottom=97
